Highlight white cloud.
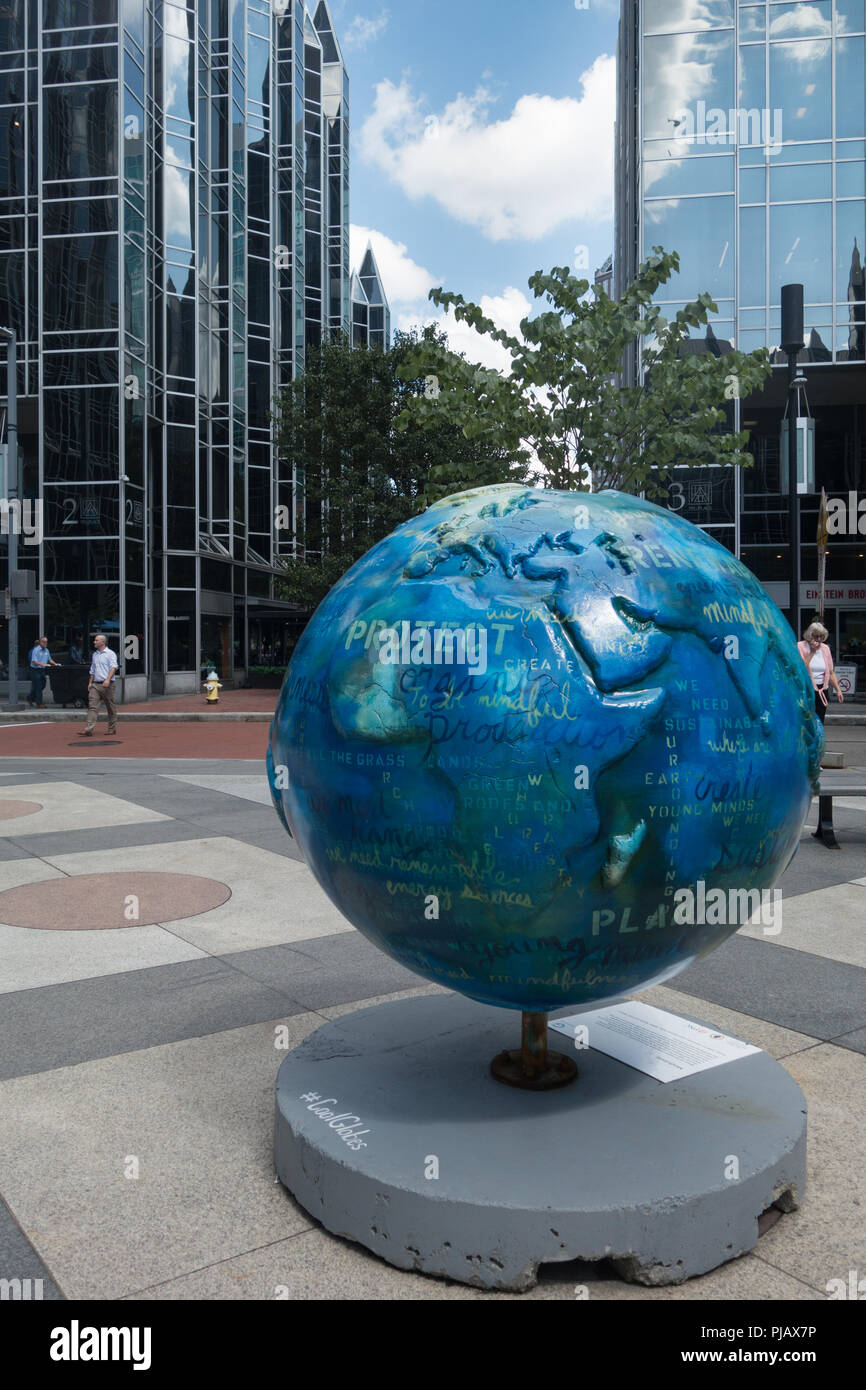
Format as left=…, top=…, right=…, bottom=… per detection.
left=350, top=224, right=436, bottom=307
left=350, top=224, right=531, bottom=372
left=358, top=55, right=615, bottom=242
left=343, top=10, right=389, bottom=49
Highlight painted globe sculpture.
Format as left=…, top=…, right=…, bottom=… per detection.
left=268, top=485, right=822, bottom=1013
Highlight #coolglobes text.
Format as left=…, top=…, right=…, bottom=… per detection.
left=300, top=1092, right=370, bottom=1150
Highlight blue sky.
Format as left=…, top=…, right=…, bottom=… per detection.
left=326, top=0, right=620, bottom=367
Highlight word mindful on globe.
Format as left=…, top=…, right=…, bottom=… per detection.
left=49, top=1322, right=151, bottom=1371
left=299, top=1092, right=370, bottom=1150
left=672, top=880, right=782, bottom=935
left=671, top=102, right=783, bottom=154
left=0, top=497, right=42, bottom=543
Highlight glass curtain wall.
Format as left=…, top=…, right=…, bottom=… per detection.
left=0, top=0, right=350, bottom=691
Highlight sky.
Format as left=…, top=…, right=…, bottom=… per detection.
left=326, top=0, right=621, bottom=369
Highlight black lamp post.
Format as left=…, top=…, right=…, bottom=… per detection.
left=0, top=326, right=20, bottom=709
left=781, top=285, right=804, bottom=636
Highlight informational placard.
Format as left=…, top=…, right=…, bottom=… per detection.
left=550, top=1002, right=761, bottom=1083
left=835, top=664, right=857, bottom=696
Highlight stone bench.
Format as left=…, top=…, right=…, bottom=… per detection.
left=813, top=774, right=866, bottom=849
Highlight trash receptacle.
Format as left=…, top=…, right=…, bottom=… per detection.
left=49, top=664, right=91, bottom=709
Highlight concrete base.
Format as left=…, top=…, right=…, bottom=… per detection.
left=274, top=993, right=807, bottom=1291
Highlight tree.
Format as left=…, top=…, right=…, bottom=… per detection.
left=273, top=327, right=528, bottom=609
left=394, top=248, right=772, bottom=498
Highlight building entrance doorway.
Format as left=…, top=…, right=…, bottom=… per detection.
left=201, top=615, right=231, bottom=680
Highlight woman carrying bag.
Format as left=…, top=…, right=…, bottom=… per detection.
left=798, top=622, right=844, bottom=725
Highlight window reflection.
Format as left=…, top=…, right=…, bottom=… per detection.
left=837, top=201, right=866, bottom=317
left=644, top=153, right=733, bottom=196
left=44, top=85, right=119, bottom=179
left=838, top=162, right=866, bottom=197
left=740, top=205, right=766, bottom=304
left=768, top=2, right=831, bottom=39
left=739, top=6, right=766, bottom=40
left=770, top=163, right=832, bottom=200
left=247, top=35, right=270, bottom=105
left=43, top=0, right=117, bottom=26
left=124, top=239, right=144, bottom=341
left=645, top=195, right=735, bottom=299
left=739, top=165, right=766, bottom=202
left=44, top=389, right=119, bottom=482
left=836, top=38, right=866, bottom=139
left=737, top=42, right=765, bottom=113
left=164, top=36, right=194, bottom=123
left=769, top=202, right=832, bottom=302
left=644, top=32, right=734, bottom=142
left=769, top=40, right=831, bottom=142
left=0, top=107, right=25, bottom=197
left=43, top=236, right=119, bottom=330
left=164, top=163, right=195, bottom=249
left=643, top=0, right=733, bottom=34
left=835, top=0, right=866, bottom=34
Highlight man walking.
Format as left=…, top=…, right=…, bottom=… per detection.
left=78, top=634, right=119, bottom=736
left=28, top=635, right=60, bottom=708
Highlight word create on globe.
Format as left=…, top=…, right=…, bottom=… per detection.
left=268, top=485, right=822, bottom=1013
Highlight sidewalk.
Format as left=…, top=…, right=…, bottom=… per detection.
left=0, top=688, right=279, bottom=722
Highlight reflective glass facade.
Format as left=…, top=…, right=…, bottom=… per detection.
left=350, top=242, right=390, bottom=349
left=616, top=0, right=866, bottom=671
left=0, top=0, right=352, bottom=692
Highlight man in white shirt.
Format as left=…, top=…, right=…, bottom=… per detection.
left=78, top=633, right=119, bottom=737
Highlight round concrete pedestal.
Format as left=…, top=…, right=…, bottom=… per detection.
left=274, top=993, right=806, bottom=1291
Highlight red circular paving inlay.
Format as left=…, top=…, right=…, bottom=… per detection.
left=0, top=872, right=232, bottom=930
left=0, top=800, right=42, bottom=821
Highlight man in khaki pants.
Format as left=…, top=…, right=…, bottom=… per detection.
left=78, top=634, right=119, bottom=736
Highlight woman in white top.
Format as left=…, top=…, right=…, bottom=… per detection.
left=797, top=622, right=844, bottom=725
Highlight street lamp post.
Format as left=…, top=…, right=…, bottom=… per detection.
left=0, top=326, right=21, bottom=710
left=781, top=285, right=805, bottom=637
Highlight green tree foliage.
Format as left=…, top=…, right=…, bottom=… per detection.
left=274, top=327, right=527, bottom=609
left=395, top=248, right=772, bottom=497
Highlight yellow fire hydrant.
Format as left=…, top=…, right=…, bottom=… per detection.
left=203, top=669, right=222, bottom=703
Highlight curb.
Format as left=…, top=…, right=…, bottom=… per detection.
left=0, top=711, right=273, bottom=723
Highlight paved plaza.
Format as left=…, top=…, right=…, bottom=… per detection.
left=0, top=722, right=864, bottom=1301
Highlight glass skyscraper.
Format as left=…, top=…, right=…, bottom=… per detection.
left=0, top=0, right=354, bottom=696
left=616, top=0, right=866, bottom=677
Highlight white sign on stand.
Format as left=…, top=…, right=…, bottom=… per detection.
left=550, top=1002, right=760, bottom=1084
left=835, top=664, right=857, bottom=696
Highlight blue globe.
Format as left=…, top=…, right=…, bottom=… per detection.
left=268, top=485, right=822, bottom=1012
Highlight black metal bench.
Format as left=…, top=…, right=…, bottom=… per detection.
left=813, top=773, right=866, bottom=849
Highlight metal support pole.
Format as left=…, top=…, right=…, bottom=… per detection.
left=781, top=285, right=804, bottom=637
left=490, top=1008, right=578, bottom=1090
left=521, top=1011, right=549, bottom=1078
left=787, top=355, right=800, bottom=637
left=1, top=329, right=19, bottom=710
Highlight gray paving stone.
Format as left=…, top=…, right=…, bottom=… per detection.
left=219, top=933, right=424, bottom=1010
left=4, top=821, right=212, bottom=858
left=0, top=840, right=35, bottom=862
left=831, top=1027, right=866, bottom=1056
left=0, top=1197, right=64, bottom=1300
left=669, top=935, right=866, bottom=1040
left=777, top=828, right=866, bottom=898
left=0, top=958, right=304, bottom=1080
